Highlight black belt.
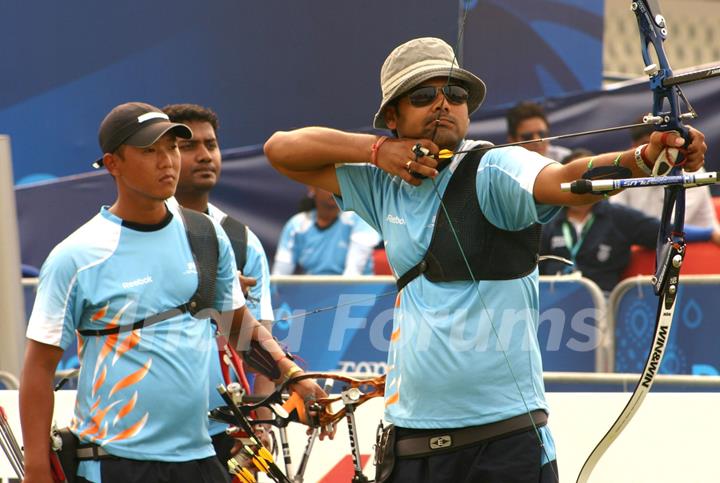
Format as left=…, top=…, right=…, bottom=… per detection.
left=395, top=410, right=548, bottom=458
left=76, top=443, right=114, bottom=461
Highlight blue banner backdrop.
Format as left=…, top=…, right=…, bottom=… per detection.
left=463, top=0, right=604, bottom=106
left=3, top=0, right=603, bottom=185
left=613, top=279, right=720, bottom=376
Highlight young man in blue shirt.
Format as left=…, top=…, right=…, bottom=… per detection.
left=20, top=102, right=326, bottom=483
left=264, top=37, right=707, bottom=482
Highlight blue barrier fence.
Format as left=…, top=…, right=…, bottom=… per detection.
left=609, top=275, right=720, bottom=376
left=271, top=275, right=607, bottom=374
left=23, top=275, right=608, bottom=377
left=21, top=274, right=720, bottom=386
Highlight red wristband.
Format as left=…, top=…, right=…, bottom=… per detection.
left=371, top=136, right=388, bottom=166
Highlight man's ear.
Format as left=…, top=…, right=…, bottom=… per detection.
left=384, top=105, right=398, bottom=130
left=102, top=153, right=120, bottom=176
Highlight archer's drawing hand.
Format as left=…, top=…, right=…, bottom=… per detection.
left=374, top=138, right=439, bottom=185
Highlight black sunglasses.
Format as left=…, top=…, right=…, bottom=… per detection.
left=517, top=129, right=549, bottom=141
left=406, top=85, right=469, bottom=107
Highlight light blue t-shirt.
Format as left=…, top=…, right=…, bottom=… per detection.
left=206, top=202, right=274, bottom=436
left=335, top=140, right=560, bottom=432
left=272, top=210, right=381, bottom=275
left=27, top=202, right=244, bottom=481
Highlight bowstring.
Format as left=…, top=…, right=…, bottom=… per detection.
left=269, top=289, right=398, bottom=327
left=422, top=0, right=558, bottom=477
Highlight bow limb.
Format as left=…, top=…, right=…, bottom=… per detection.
left=575, top=1, right=717, bottom=480
left=217, top=333, right=252, bottom=395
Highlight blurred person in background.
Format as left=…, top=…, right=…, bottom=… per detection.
left=540, top=149, right=720, bottom=294
left=506, top=101, right=570, bottom=162
left=272, top=187, right=380, bottom=275
left=164, top=103, right=276, bottom=466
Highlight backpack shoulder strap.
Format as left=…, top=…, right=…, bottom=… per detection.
left=220, top=215, right=248, bottom=270
left=180, top=207, right=219, bottom=313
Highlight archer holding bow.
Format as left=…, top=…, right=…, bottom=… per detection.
left=264, top=36, right=706, bottom=483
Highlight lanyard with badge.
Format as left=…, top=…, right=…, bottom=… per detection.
left=560, top=214, right=595, bottom=273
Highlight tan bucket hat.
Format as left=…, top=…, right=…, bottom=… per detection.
left=373, top=37, right=487, bottom=129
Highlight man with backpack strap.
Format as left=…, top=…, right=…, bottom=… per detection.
left=20, top=102, right=327, bottom=483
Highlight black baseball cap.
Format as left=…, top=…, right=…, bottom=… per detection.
left=93, top=102, right=192, bottom=168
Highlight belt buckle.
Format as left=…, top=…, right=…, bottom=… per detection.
left=429, top=434, right=453, bottom=450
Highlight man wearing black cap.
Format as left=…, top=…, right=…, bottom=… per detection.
left=19, top=102, right=325, bottom=483
left=264, top=37, right=707, bottom=482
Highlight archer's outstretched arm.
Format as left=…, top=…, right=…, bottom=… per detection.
left=534, top=127, right=706, bottom=206
left=264, top=128, right=371, bottom=195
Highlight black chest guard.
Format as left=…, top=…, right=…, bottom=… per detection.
left=396, top=150, right=541, bottom=291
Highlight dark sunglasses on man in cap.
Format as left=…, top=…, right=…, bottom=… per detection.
left=517, top=129, right=549, bottom=141
left=406, top=85, right=469, bottom=108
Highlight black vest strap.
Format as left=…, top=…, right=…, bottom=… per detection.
left=396, top=150, right=540, bottom=291
left=78, top=207, right=219, bottom=337
left=180, top=207, right=219, bottom=315
left=220, top=215, right=248, bottom=270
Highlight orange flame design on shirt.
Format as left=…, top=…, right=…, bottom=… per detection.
left=78, top=400, right=122, bottom=439
left=96, top=422, right=108, bottom=440
left=103, top=413, right=149, bottom=444
left=91, top=304, right=109, bottom=322
left=390, top=328, right=401, bottom=343
left=97, top=302, right=133, bottom=361
left=384, top=391, right=400, bottom=407
left=77, top=300, right=156, bottom=446
left=113, top=392, right=138, bottom=426
left=92, top=366, right=107, bottom=397
left=108, top=358, right=152, bottom=398
left=113, top=330, right=141, bottom=366
left=77, top=336, right=85, bottom=359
